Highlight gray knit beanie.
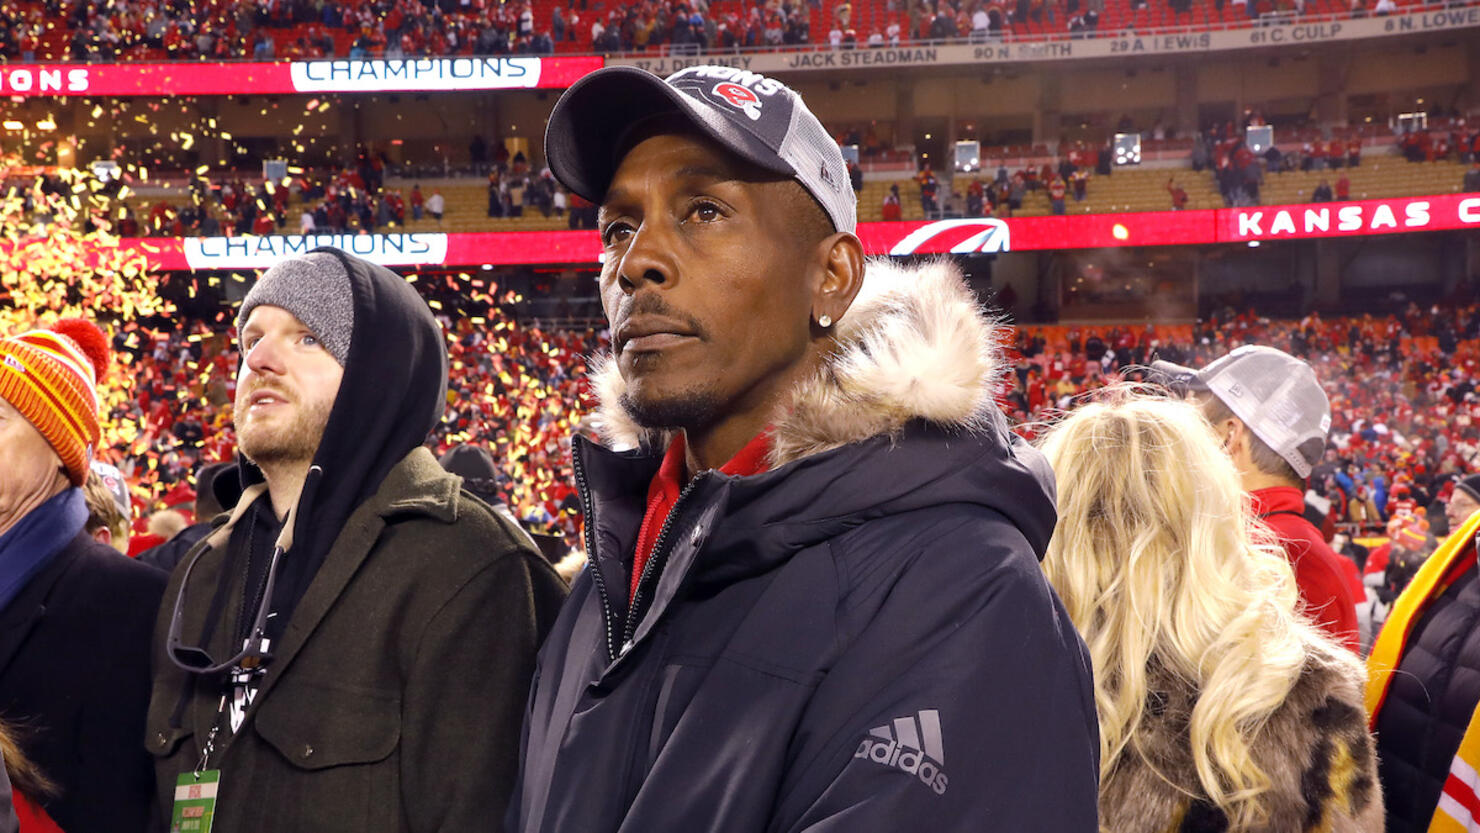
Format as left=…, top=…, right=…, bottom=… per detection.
left=235, top=252, right=354, bottom=365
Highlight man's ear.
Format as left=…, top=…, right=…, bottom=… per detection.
left=810, top=232, right=865, bottom=331
left=1225, top=417, right=1257, bottom=463
left=1214, top=416, right=1239, bottom=451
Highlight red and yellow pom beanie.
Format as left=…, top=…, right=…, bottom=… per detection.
left=0, top=319, right=109, bottom=486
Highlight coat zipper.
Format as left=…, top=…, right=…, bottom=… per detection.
left=571, top=446, right=620, bottom=662
left=621, top=477, right=705, bottom=653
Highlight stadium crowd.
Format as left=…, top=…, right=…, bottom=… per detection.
left=0, top=0, right=1428, bottom=63
left=96, top=291, right=1480, bottom=560
left=1194, top=111, right=1480, bottom=207
left=0, top=0, right=561, bottom=62
left=2, top=155, right=589, bottom=238
left=102, top=302, right=600, bottom=550
left=1003, top=302, right=1480, bottom=537
left=9, top=60, right=1480, bottom=833
left=17, top=247, right=1449, bottom=831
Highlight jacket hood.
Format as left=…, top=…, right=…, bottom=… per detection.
left=238, top=246, right=448, bottom=621
left=579, top=258, right=1057, bottom=564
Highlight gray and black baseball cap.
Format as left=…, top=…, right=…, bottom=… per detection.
left=1152, top=345, right=1331, bottom=479
left=544, top=65, right=856, bottom=234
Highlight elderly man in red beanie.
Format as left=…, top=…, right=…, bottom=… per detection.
left=0, top=319, right=166, bottom=833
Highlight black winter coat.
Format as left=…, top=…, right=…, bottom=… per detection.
left=511, top=259, right=1100, bottom=832
left=0, top=531, right=166, bottom=833
left=1376, top=565, right=1480, bottom=831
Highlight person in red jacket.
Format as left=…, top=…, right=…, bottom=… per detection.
left=880, top=183, right=902, bottom=222
left=1, top=725, right=64, bottom=833
left=1154, top=345, right=1360, bottom=651
left=1047, top=174, right=1067, bottom=215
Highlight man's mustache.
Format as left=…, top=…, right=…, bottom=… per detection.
left=611, top=294, right=708, bottom=342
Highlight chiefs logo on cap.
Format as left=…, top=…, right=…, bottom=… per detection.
left=712, top=82, right=762, bottom=121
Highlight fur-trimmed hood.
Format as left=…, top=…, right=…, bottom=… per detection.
left=572, top=258, right=1058, bottom=589
left=589, top=258, right=1009, bottom=469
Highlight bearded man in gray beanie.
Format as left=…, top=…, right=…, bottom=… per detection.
left=145, top=248, right=567, bottom=832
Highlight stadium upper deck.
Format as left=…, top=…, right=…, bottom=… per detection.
left=2, top=0, right=1472, bottom=68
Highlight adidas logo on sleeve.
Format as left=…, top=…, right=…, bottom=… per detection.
left=853, top=710, right=950, bottom=795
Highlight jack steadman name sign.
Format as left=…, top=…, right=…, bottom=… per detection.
left=608, top=5, right=1480, bottom=74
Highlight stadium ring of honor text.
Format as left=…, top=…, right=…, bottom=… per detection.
left=612, top=5, right=1480, bottom=74
left=0, top=6, right=1475, bottom=97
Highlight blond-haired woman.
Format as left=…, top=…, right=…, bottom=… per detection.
left=1038, top=391, right=1382, bottom=832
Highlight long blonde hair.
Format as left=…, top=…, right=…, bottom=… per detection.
left=1037, top=390, right=1355, bottom=829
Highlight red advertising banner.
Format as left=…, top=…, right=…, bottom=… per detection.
left=1220, top=193, right=1480, bottom=241
left=52, top=192, right=1480, bottom=272
left=858, top=208, right=1216, bottom=255
left=0, top=57, right=603, bottom=97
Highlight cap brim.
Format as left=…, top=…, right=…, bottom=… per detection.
left=544, top=66, right=794, bottom=205
left=1148, top=359, right=1210, bottom=392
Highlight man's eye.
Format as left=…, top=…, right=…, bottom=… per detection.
left=602, top=222, right=634, bottom=245
left=692, top=201, right=722, bottom=222
left=302, top=334, right=319, bottom=346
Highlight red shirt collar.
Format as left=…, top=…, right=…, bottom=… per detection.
left=631, top=429, right=773, bottom=604
left=651, top=429, right=774, bottom=497
left=1249, top=485, right=1305, bottom=516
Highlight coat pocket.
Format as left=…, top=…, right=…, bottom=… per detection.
left=146, top=725, right=194, bottom=759
left=254, top=683, right=401, bottom=770
left=248, top=684, right=402, bottom=832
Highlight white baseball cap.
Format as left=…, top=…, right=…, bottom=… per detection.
left=1153, top=345, right=1332, bottom=479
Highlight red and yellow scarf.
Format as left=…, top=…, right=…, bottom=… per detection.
left=1368, top=509, right=1480, bottom=831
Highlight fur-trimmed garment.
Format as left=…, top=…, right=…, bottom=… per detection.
left=1099, top=657, right=1383, bottom=833
left=588, top=257, right=1007, bottom=468
left=511, top=259, right=1101, bottom=832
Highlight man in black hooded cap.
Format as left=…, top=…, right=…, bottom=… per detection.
left=1446, top=473, right=1480, bottom=535
left=145, top=248, right=567, bottom=831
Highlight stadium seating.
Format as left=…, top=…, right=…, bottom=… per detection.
left=393, top=183, right=572, bottom=233
left=946, top=166, right=1222, bottom=216
left=858, top=177, right=927, bottom=223
left=5, top=0, right=1446, bottom=62
left=100, top=152, right=1472, bottom=238
left=1260, top=158, right=1472, bottom=204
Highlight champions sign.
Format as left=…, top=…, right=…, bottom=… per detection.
left=183, top=233, right=449, bottom=270
left=288, top=57, right=570, bottom=92
left=0, top=57, right=602, bottom=97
